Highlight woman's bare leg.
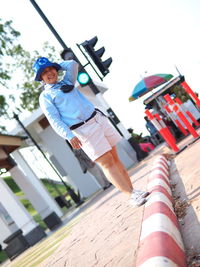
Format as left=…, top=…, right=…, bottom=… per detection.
left=95, top=146, right=133, bottom=195
left=110, top=146, right=133, bottom=188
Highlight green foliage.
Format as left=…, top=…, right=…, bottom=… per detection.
left=41, top=178, right=67, bottom=197
left=0, top=19, right=20, bottom=86
left=131, top=132, right=144, bottom=143
left=20, top=82, right=43, bottom=112
left=170, top=84, right=191, bottom=103
left=0, top=95, right=8, bottom=132
left=3, top=176, right=67, bottom=199
left=20, top=198, right=36, bottom=213
left=33, top=213, right=47, bottom=230
left=0, top=250, right=8, bottom=262
left=0, top=95, right=8, bottom=116
left=0, top=19, right=61, bottom=130
left=3, top=176, right=21, bottom=193
left=0, top=19, right=23, bottom=129
left=12, top=42, right=60, bottom=112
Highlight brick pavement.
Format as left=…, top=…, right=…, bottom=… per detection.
left=37, top=152, right=161, bottom=267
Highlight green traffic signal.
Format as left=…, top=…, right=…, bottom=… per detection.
left=77, top=72, right=91, bottom=86
left=60, top=49, right=91, bottom=87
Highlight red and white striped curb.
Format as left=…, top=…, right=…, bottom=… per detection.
left=136, top=154, right=187, bottom=267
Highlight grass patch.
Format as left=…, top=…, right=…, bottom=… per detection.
left=20, top=199, right=36, bottom=214
left=3, top=176, right=21, bottom=194
left=0, top=250, right=8, bottom=262
left=41, top=179, right=68, bottom=197
left=33, top=214, right=47, bottom=230
left=24, top=246, right=59, bottom=267
left=3, top=176, right=70, bottom=200
left=8, top=215, right=83, bottom=267
left=9, top=217, right=82, bottom=266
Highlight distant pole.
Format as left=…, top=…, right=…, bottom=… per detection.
left=175, top=65, right=182, bottom=76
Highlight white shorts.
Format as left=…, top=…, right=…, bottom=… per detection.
left=73, top=112, right=122, bottom=161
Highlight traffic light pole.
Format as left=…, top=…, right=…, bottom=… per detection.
left=29, top=0, right=100, bottom=95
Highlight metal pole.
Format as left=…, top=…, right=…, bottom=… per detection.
left=29, top=0, right=68, bottom=50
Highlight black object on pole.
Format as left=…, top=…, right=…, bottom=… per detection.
left=81, top=36, right=112, bottom=77
left=76, top=43, right=103, bottom=82
left=29, top=0, right=100, bottom=94
left=60, top=49, right=91, bottom=87
left=13, top=113, right=83, bottom=205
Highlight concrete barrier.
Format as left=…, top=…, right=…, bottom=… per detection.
left=136, top=155, right=187, bottom=267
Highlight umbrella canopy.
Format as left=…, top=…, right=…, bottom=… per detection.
left=129, top=73, right=173, bottom=102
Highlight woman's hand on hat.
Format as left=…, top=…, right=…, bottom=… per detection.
left=70, top=136, right=82, bottom=149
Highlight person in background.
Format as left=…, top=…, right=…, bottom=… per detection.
left=127, top=128, right=148, bottom=161
left=33, top=57, right=149, bottom=207
left=144, top=116, right=163, bottom=145
left=144, top=116, right=158, bottom=135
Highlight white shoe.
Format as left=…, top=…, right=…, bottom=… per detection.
left=129, top=191, right=147, bottom=207
left=133, top=189, right=150, bottom=198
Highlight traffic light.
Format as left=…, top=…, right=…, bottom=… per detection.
left=77, top=69, right=91, bottom=86
left=81, top=36, right=112, bottom=77
left=60, top=48, right=91, bottom=87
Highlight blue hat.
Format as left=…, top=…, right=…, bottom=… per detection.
left=33, top=57, right=61, bottom=81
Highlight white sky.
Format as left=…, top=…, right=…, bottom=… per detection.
left=1, top=0, right=200, bottom=135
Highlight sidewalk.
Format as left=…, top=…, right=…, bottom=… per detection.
left=169, top=132, right=200, bottom=265
left=2, top=134, right=200, bottom=267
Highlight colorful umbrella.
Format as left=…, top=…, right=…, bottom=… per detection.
left=129, top=73, right=173, bottom=102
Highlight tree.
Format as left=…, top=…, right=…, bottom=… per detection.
left=0, top=19, right=22, bottom=132
left=170, top=84, right=194, bottom=103
left=0, top=19, right=20, bottom=85
left=0, top=19, right=60, bottom=132
left=14, top=42, right=60, bottom=112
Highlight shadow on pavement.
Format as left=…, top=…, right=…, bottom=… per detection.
left=187, top=186, right=200, bottom=201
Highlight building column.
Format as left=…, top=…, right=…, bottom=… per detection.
left=11, top=150, right=63, bottom=231
left=0, top=206, right=18, bottom=249
left=0, top=211, right=29, bottom=260
left=0, top=177, right=46, bottom=246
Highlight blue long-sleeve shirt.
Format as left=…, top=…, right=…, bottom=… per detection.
left=39, top=60, right=95, bottom=141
